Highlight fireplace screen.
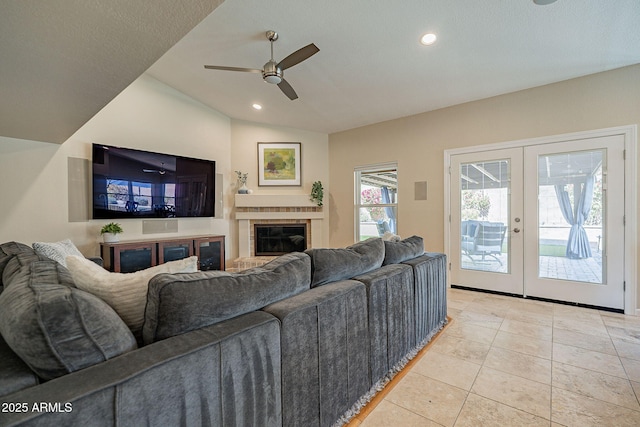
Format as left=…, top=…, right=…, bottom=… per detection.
left=254, top=224, right=307, bottom=256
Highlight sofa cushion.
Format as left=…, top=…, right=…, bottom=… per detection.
left=143, top=252, right=311, bottom=344
left=0, top=260, right=137, bottom=380
left=305, top=238, right=385, bottom=287
left=32, top=239, right=83, bottom=268
left=0, top=242, right=34, bottom=292
left=382, top=235, right=425, bottom=265
left=66, top=256, right=198, bottom=335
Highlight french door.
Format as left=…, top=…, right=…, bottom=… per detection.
left=450, top=135, right=625, bottom=310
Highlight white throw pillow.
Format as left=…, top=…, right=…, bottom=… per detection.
left=32, top=239, right=83, bottom=267
left=66, top=255, right=198, bottom=334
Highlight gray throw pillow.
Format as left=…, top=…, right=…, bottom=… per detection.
left=32, top=239, right=83, bottom=268
left=2, top=252, right=53, bottom=290
left=0, top=242, right=34, bottom=291
left=143, top=252, right=311, bottom=344
left=382, top=235, right=425, bottom=265
left=0, top=260, right=137, bottom=380
left=305, top=238, right=385, bottom=287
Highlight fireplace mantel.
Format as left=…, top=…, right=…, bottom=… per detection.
left=234, top=194, right=325, bottom=258
left=235, top=194, right=318, bottom=208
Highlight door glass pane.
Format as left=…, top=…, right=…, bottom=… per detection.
left=460, top=160, right=510, bottom=273
left=537, top=150, right=604, bottom=284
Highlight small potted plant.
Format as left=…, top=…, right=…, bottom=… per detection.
left=310, top=181, right=324, bottom=207
left=100, top=222, right=123, bottom=243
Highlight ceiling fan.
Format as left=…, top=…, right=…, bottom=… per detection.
left=204, top=30, right=319, bottom=100
left=143, top=162, right=171, bottom=175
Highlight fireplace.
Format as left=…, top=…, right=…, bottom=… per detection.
left=235, top=194, right=325, bottom=259
left=254, top=223, right=307, bottom=256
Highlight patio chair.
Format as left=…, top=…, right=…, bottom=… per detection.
left=461, top=221, right=507, bottom=265
left=376, top=220, right=391, bottom=236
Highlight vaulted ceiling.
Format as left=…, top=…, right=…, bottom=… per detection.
left=0, top=0, right=223, bottom=144
left=2, top=0, right=640, bottom=144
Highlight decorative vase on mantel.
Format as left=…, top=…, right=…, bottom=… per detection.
left=235, top=170, right=249, bottom=194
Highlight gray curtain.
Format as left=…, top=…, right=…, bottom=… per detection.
left=554, top=175, right=594, bottom=259
left=381, top=186, right=396, bottom=233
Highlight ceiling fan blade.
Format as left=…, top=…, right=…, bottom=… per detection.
left=204, top=65, right=263, bottom=73
left=277, top=79, right=298, bottom=100
left=277, top=43, right=319, bottom=70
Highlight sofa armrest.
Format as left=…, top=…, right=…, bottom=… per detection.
left=402, top=252, right=448, bottom=343
left=0, top=311, right=281, bottom=427
left=352, top=264, right=416, bottom=384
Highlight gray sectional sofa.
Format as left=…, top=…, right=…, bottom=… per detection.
left=0, top=237, right=447, bottom=427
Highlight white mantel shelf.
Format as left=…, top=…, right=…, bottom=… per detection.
left=235, top=194, right=318, bottom=208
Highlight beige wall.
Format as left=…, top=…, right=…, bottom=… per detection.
left=329, top=65, right=639, bottom=295
left=229, top=119, right=329, bottom=257
left=0, top=74, right=233, bottom=257
left=0, top=74, right=331, bottom=263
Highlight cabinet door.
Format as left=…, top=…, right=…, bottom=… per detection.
left=106, top=243, right=157, bottom=273
left=158, top=239, right=194, bottom=264
left=195, top=236, right=225, bottom=271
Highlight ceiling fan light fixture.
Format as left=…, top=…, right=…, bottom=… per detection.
left=533, top=0, right=558, bottom=5
left=264, top=74, right=282, bottom=84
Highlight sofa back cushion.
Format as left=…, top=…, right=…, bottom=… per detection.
left=0, top=260, right=137, bottom=380
left=143, top=252, right=311, bottom=344
left=305, top=238, right=385, bottom=287
left=382, top=235, right=425, bottom=265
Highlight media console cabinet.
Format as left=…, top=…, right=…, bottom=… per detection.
left=100, top=235, right=225, bottom=273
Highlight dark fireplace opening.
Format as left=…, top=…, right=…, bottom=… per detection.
left=254, top=224, right=307, bottom=256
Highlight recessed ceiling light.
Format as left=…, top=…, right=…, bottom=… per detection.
left=420, top=33, right=437, bottom=46
left=252, top=103, right=262, bottom=110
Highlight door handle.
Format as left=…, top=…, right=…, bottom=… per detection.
left=513, top=228, right=521, bottom=233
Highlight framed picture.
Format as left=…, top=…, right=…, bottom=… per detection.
left=258, top=142, right=301, bottom=186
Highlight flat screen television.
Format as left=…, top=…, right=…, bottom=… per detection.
left=92, top=143, right=216, bottom=219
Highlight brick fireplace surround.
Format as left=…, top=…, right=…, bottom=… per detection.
left=232, top=194, right=325, bottom=270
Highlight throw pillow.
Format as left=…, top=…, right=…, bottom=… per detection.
left=305, top=238, right=385, bottom=287
left=0, top=260, right=137, bottom=380
left=66, top=256, right=198, bottom=334
left=2, top=251, right=50, bottom=290
left=382, top=235, right=425, bottom=265
left=0, top=242, right=34, bottom=291
left=32, top=239, right=83, bottom=268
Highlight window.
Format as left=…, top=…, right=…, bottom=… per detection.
left=105, top=179, right=174, bottom=214
left=355, top=163, right=398, bottom=241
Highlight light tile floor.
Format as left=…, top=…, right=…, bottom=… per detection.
left=360, top=288, right=640, bottom=426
